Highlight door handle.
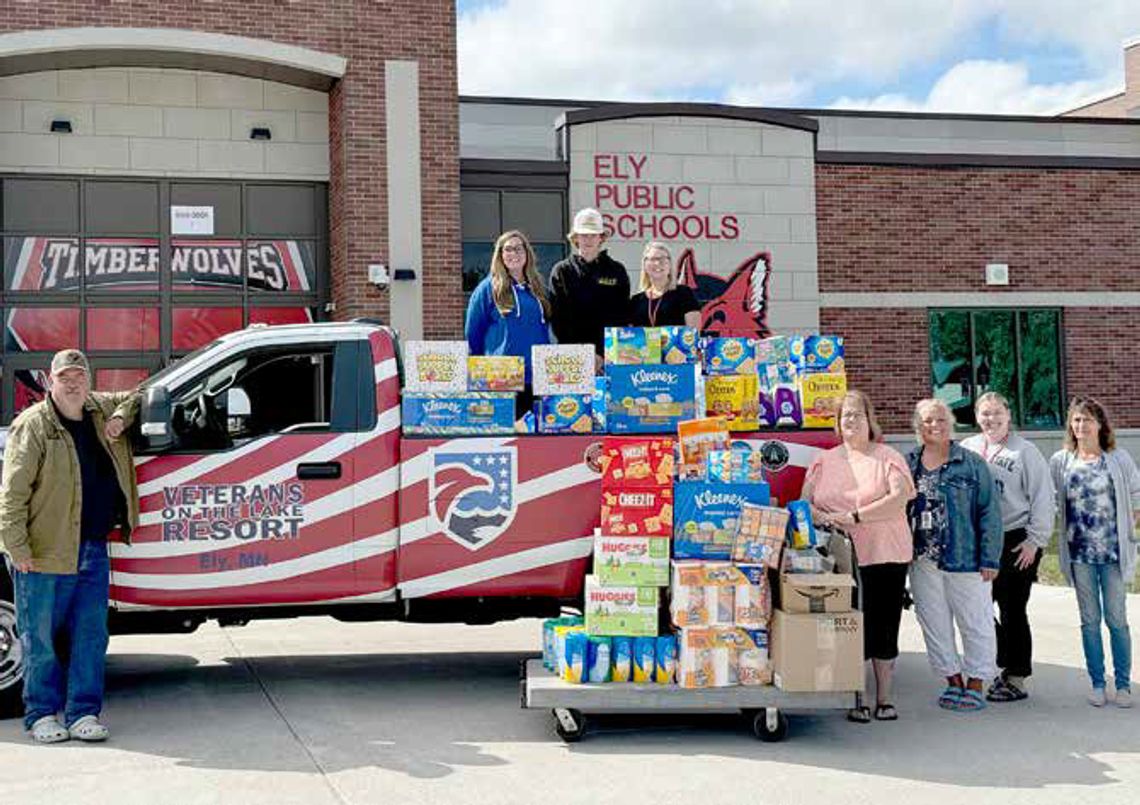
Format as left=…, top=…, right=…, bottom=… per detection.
left=297, top=462, right=341, bottom=480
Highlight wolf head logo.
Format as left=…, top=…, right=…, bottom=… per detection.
left=677, top=248, right=771, bottom=339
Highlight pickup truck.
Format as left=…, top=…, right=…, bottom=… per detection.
left=0, top=321, right=836, bottom=715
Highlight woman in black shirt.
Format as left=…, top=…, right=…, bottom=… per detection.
left=628, top=241, right=702, bottom=328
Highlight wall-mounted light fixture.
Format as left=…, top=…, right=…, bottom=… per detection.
left=249, top=127, right=272, bottom=141
left=50, top=119, right=73, bottom=134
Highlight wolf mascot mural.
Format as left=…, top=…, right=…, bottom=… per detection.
left=675, top=248, right=772, bottom=338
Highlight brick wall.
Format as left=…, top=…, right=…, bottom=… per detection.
left=2, top=1, right=462, bottom=335
left=817, top=164, right=1140, bottom=429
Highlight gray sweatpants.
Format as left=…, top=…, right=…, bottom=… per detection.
left=910, top=556, right=997, bottom=681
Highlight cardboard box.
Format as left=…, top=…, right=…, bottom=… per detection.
left=466, top=355, right=525, bottom=392
left=754, top=335, right=791, bottom=365
left=584, top=576, right=659, bottom=637
left=599, top=436, right=675, bottom=487
left=778, top=573, right=856, bottom=614
left=401, top=392, right=515, bottom=435
left=801, top=372, right=847, bottom=429
left=604, top=327, right=662, bottom=365
left=607, top=364, right=699, bottom=433
left=600, top=485, right=673, bottom=536
left=594, top=534, right=670, bottom=586
left=705, top=374, right=760, bottom=431
left=701, top=337, right=758, bottom=376
left=403, top=341, right=468, bottom=392
left=592, top=375, right=608, bottom=432
left=532, top=344, right=595, bottom=395
left=790, top=335, right=845, bottom=375
left=771, top=609, right=864, bottom=692
left=537, top=394, right=594, bottom=433
left=659, top=326, right=700, bottom=364
left=673, top=480, right=771, bottom=560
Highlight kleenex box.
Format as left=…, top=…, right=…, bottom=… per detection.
left=402, top=392, right=515, bottom=435
left=607, top=364, right=698, bottom=434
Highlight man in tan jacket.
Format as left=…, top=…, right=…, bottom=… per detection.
left=0, top=349, right=139, bottom=743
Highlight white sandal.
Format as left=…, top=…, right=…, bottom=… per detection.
left=30, top=716, right=69, bottom=744
left=68, top=715, right=109, bottom=742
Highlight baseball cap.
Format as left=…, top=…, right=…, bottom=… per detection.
left=50, top=348, right=90, bottom=377
left=569, top=208, right=606, bottom=236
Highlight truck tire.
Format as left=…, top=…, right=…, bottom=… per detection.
left=0, top=584, right=23, bottom=719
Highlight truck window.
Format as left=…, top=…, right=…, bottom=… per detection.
left=169, top=345, right=336, bottom=451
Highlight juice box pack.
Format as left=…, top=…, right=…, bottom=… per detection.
left=606, top=364, right=698, bottom=433
left=467, top=355, right=525, bottom=392
left=401, top=392, right=515, bottom=435
left=600, top=485, right=674, bottom=536
left=659, top=326, right=700, bottom=364
left=584, top=576, right=660, bottom=637
left=593, top=534, right=670, bottom=586
left=537, top=394, right=594, bottom=434
left=599, top=436, right=676, bottom=487
left=701, top=337, right=758, bottom=376
left=801, top=372, right=848, bottom=429
left=705, top=374, right=760, bottom=431
left=604, top=327, right=662, bottom=365
left=790, top=335, right=845, bottom=375
left=532, top=344, right=595, bottom=394
left=673, top=480, right=771, bottom=560
left=403, top=341, right=468, bottom=392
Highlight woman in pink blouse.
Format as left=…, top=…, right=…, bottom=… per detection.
left=802, top=390, right=916, bottom=723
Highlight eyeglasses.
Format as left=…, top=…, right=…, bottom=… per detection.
left=839, top=411, right=866, bottom=420
left=644, top=256, right=669, bottom=265
left=502, top=245, right=526, bottom=254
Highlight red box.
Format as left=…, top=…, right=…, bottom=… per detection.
left=600, top=485, right=674, bottom=536
left=599, top=436, right=676, bottom=487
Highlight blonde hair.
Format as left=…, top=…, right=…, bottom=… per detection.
left=834, top=390, right=883, bottom=441
left=912, top=398, right=954, bottom=442
left=638, top=241, right=676, bottom=293
left=974, top=391, right=1011, bottom=414
left=489, top=230, right=551, bottom=319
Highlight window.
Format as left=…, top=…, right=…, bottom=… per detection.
left=929, top=309, right=1063, bottom=429
left=460, top=188, right=566, bottom=298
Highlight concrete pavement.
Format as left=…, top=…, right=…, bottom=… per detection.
left=0, top=585, right=1137, bottom=805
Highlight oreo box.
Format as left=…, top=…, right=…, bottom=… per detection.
left=607, top=364, right=698, bottom=434
left=537, top=394, right=594, bottom=434
left=701, top=337, right=758, bottom=376
left=790, top=335, right=845, bottom=375
left=402, top=392, right=515, bottom=435
left=674, top=480, right=771, bottom=560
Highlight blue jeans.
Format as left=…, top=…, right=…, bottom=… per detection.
left=13, top=540, right=110, bottom=730
left=1072, top=562, right=1132, bottom=691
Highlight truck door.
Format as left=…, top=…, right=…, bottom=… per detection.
left=112, top=338, right=372, bottom=608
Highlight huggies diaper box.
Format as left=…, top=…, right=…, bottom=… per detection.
left=593, top=533, right=671, bottom=586
left=584, top=576, right=660, bottom=637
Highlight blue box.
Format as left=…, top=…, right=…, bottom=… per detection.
left=674, top=480, right=771, bottom=560
left=402, top=392, right=516, bottom=435
left=660, top=326, right=700, bottom=364
left=592, top=375, right=608, bottom=432
left=606, top=364, right=698, bottom=434
left=790, top=335, right=845, bottom=374
left=537, top=394, right=594, bottom=434
left=701, top=336, right=759, bottom=375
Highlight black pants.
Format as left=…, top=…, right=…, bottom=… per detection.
left=993, top=527, right=1042, bottom=678
left=860, top=562, right=909, bottom=661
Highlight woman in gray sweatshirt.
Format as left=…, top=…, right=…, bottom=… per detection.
left=961, top=391, right=1055, bottom=702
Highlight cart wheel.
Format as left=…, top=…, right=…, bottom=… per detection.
left=552, top=708, right=587, bottom=742
left=751, top=708, right=788, bottom=742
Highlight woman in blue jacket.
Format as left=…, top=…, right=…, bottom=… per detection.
left=465, top=230, right=552, bottom=416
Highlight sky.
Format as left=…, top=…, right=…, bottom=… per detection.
left=456, top=0, right=1140, bottom=114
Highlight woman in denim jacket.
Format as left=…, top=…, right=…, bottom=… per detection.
left=1050, top=397, right=1140, bottom=708
left=907, top=399, right=1003, bottom=712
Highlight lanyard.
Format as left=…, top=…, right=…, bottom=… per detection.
left=982, top=437, right=1007, bottom=464
left=646, top=293, right=663, bottom=327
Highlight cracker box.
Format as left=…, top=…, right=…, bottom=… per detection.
left=599, top=436, right=675, bottom=487
left=401, top=392, right=515, bottom=435
left=701, top=337, right=757, bottom=376
left=677, top=417, right=730, bottom=480
left=467, top=355, right=525, bottom=392
left=404, top=341, right=468, bottom=392
left=790, top=335, right=846, bottom=375
left=606, top=364, right=698, bottom=434
left=801, top=372, right=847, bottom=429
left=706, top=449, right=765, bottom=484
left=659, top=326, right=701, bottom=364
left=705, top=374, right=760, bottom=431
left=592, top=375, right=608, bottom=432
left=532, top=344, right=595, bottom=395
left=584, top=576, right=659, bottom=637
left=537, top=394, right=594, bottom=434
left=593, top=534, right=671, bottom=586
left=600, top=485, right=674, bottom=536
left=755, top=335, right=791, bottom=365
left=674, top=481, right=771, bottom=560
left=771, top=609, right=863, bottom=692
left=604, top=327, right=662, bottom=365
left=732, top=503, right=789, bottom=566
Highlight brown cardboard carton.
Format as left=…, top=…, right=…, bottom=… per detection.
left=778, top=573, right=855, bottom=614
left=771, top=609, right=864, bottom=692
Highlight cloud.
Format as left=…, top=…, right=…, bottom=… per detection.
left=829, top=59, right=1120, bottom=114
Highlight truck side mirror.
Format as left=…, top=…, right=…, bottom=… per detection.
left=139, top=385, right=175, bottom=452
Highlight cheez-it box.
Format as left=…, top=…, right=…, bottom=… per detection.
left=600, top=486, right=674, bottom=536
left=599, top=436, right=676, bottom=487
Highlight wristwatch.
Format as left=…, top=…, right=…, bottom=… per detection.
left=852, top=510, right=861, bottom=524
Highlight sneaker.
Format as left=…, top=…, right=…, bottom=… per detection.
left=1089, top=687, right=1107, bottom=707
left=1116, top=688, right=1133, bottom=709
left=29, top=716, right=69, bottom=744
left=67, top=715, right=110, bottom=742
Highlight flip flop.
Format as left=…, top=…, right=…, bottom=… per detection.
left=846, top=705, right=872, bottom=724
left=874, top=703, right=898, bottom=721
left=938, top=686, right=963, bottom=710
left=952, top=688, right=987, bottom=712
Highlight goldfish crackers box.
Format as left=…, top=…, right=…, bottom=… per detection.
left=701, top=336, right=758, bottom=376
left=532, top=344, right=595, bottom=395
left=537, top=394, right=594, bottom=434
left=467, top=356, right=525, bottom=392
left=604, top=327, right=662, bottom=365
left=801, top=372, right=847, bottom=429
left=403, top=341, right=468, bottom=392
left=599, top=436, right=675, bottom=487
left=600, top=486, right=674, bottom=536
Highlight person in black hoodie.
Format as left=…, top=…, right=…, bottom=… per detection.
left=548, top=208, right=630, bottom=371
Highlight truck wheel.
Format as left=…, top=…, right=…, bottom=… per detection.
left=552, top=708, right=587, bottom=742
left=0, top=594, right=23, bottom=719
left=751, top=708, right=788, bottom=742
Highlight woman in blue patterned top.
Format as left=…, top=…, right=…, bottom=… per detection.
left=1050, top=397, right=1140, bottom=709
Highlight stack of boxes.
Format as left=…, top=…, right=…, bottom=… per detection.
left=701, top=337, right=760, bottom=431
left=791, top=335, right=848, bottom=429
left=401, top=341, right=518, bottom=435
left=532, top=344, right=597, bottom=434
left=604, top=327, right=701, bottom=434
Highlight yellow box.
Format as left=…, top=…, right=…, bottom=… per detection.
left=467, top=356, right=525, bottom=392
left=705, top=374, right=759, bottom=431
left=801, top=372, right=847, bottom=429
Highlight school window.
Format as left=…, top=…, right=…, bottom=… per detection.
left=460, top=188, right=567, bottom=296
left=929, top=308, right=1063, bottom=429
